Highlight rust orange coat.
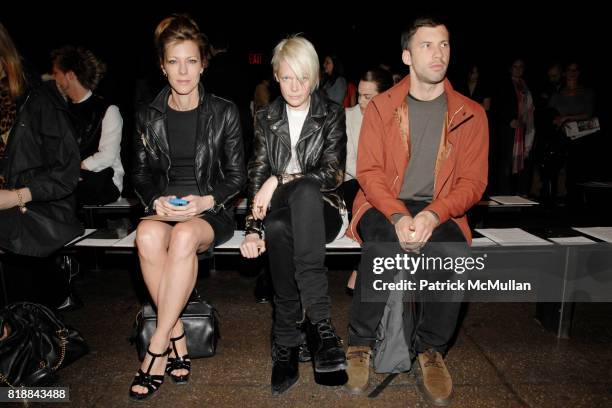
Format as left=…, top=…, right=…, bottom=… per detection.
left=347, top=75, right=489, bottom=244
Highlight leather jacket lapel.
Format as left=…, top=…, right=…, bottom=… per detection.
left=147, top=116, right=169, bottom=158
left=267, top=98, right=291, bottom=150
left=298, top=115, right=324, bottom=143
left=297, top=92, right=325, bottom=144
left=195, top=97, right=213, bottom=190
left=146, top=86, right=171, bottom=158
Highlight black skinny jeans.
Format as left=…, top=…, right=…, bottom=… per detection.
left=264, top=177, right=342, bottom=347
left=348, top=200, right=468, bottom=354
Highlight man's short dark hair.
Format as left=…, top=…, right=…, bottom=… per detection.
left=401, top=17, right=447, bottom=51
left=51, top=46, right=106, bottom=90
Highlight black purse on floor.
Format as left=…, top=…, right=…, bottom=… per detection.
left=0, top=302, right=89, bottom=387
left=132, top=290, right=220, bottom=361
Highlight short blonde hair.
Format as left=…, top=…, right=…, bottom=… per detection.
left=271, top=35, right=319, bottom=93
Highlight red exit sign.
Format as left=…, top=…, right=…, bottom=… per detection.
left=248, top=53, right=263, bottom=65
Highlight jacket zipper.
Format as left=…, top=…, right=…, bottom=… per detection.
left=350, top=201, right=370, bottom=239
left=447, top=105, right=465, bottom=130
left=432, top=105, right=464, bottom=197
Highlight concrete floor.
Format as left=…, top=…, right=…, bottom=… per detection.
left=20, top=257, right=612, bottom=408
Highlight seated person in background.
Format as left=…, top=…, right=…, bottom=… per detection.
left=457, top=64, right=492, bottom=111
left=1, top=22, right=82, bottom=260
left=548, top=61, right=597, bottom=206
left=344, top=68, right=393, bottom=293
left=52, top=46, right=124, bottom=205
left=321, top=54, right=348, bottom=105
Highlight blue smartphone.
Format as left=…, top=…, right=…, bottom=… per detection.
left=169, top=197, right=189, bottom=206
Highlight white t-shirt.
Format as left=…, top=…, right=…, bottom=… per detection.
left=285, top=104, right=308, bottom=174
left=345, top=105, right=363, bottom=180
left=78, top=91, right=125, bottom=193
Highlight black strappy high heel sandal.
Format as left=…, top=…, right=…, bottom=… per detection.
left=166, top=332, right=192, bottom=384
left=129, top=347, right=170, bottom=401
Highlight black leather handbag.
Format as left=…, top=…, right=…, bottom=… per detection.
left=132, top=290, right=219, bottom=361
left=0, top=302, right=89, bottom=387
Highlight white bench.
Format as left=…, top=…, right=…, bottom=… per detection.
left=65, top=229, right=361, bottom=276
left=71, top=227, right=508, bottom=252
left=93, top=229, right=362, bottom=255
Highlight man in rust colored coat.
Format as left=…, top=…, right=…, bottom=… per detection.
left=344, top=17, right=488, bottom=406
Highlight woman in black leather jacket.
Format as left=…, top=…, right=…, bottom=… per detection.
left=240, top=35, right=347, bottom=395
left=0, top=22, right=82, bottom=258
left=129, top=15, right=245, bottom=401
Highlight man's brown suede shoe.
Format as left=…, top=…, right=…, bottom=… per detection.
left=417, top=349, right=453, bottom=406
left=344, top=346, right=371, bottom=395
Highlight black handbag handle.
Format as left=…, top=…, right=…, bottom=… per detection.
left=1, top=303, right=86, bottom=387
left=189, top=288, right=220, bottom=317
left=190, top=288, right=202, bottom=302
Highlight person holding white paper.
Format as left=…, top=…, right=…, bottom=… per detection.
left=549, top=62, right=598, bottom=206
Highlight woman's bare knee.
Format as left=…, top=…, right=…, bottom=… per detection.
left=168, top=221, right=214, bottom=258
left=136, top=221, right=170, bottom=255
left=168, top=223, right=201, bottom=258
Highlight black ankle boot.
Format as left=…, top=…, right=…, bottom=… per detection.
left=297, top=330, right=311, bottom=363
left=307, top=318, right=347, bottom=373
left=271, top=343, right=299, bottom=395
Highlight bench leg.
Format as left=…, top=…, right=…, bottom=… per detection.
left=209, top=256, right=216, bottom=274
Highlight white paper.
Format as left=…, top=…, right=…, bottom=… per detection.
left=489, top=196, right=539, bottom=206
left=478, top=200, right=501, bottom=206
left=75, top=238, right=124, bottom=247
left=471, top=237, right=498, bottom=247
left=66, top=229, right=97, bottom=246
left=564, top=117, right=600, bottom=140
left=326, top=236, right=360, bottom=249
left=572, top=227, right=612, bottom=243
left=74, top=228, right=129, bottom=247
left=475, top=228, right=552, bottom=246
left=140, top=214, right=196, bottom=222
left=113, top=230, right=137, bottom=248
left=548, top=236, right=595, bottom=245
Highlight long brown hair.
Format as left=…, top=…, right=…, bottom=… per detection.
left=0, top=22, right=25, bottom=99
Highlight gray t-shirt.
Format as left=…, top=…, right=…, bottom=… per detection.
left=399, top=93, right=446, bottom=202
left=548, top=88, right=595, bottom=118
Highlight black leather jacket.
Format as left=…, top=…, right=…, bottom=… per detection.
left=132, top=84, right=246, bottom=214
left=245, top=91, right=346, bottom=233
left=2, top=81, right=83, bottom=257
